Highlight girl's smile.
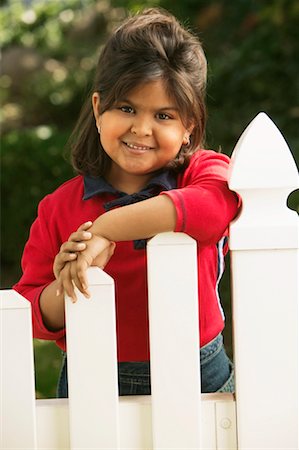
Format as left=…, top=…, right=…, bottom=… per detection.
left=92, top=79, right=191, bottom=193
left=122, top=141, right=154, bottom=154
left=122, top=141, right=154, bottom=151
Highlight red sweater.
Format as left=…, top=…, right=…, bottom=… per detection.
left=14, top=150, right=239, bottom=361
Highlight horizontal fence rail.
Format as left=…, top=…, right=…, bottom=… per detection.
left=1, top=112, right=298, bottom=449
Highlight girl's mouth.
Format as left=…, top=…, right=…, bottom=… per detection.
left=123, top=141, right=153, bottom=151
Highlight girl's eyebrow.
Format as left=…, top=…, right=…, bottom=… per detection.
left=118, top=98, right=179, bottom=112
left=157, top=106, right=179, bottom=112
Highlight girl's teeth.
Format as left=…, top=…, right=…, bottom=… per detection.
left=126, top=142, right=149, bottom=150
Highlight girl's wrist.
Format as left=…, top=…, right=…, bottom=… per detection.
left=83, top=233, right=114, bottom=258
left=89, top=214, right=113, bottom=241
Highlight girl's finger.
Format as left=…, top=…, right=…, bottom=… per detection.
left=56, top=279, right=63, bottom=297
left=61, top=265, right=77, bottom=303
left=68, top=230, right=92, bottom=242
left=58, top=251, right=78, bottom=263
left=76, top=255, right=90, bottom=298
left=53, top=252, right=77, bottom=280
left=70, top=260, right=90, bottom=299
left=77, top=221, right=92, bottom=231
left=61, top=241, right=86, bottom=253
left=66, top=221, right=93, bottom=243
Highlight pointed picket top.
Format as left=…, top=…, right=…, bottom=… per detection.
left=228, top=112, right=299, bottom=191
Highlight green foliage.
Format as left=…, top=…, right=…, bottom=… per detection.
left=110, top=0, right=160, bottom=13
left=1, top=127, right=73, bottom=284
left=34, top=340, right=63, bottom=399
left=1, top=0, right=94, bottom=49
left=0, top=0, right=111, bottom=133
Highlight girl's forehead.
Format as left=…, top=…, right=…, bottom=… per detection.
left=121, top=79, right=176, bottom=105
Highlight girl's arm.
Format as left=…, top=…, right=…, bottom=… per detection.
left=41, top=222, right=115, bottom=328
left=90, top=194, right=177, bottom=241
left=58, top=152, right=240, bottom=300
left=13, top=196, right=67, bottom=341
left=39, top=281, right=66, bottom=331
left=40, top=222, right=93, bottom=330
left=58, top=195, right=176, bottom=300
left=59, top=184, right=239, bottom=300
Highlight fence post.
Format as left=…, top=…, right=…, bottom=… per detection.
left=228, top=112, right=299, bottom=449
left=65, top=266, right=119, bottom=449
left=0, top=290, right=37, bottom=449
left=147, top=232, right=201, bottom=449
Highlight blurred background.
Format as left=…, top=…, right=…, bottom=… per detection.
left=1, top=0, right=298, bottom=398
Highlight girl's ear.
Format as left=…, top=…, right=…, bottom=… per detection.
left=92, top=92, right=101, bottom=132
left=183, top=124, right=194, bottom=146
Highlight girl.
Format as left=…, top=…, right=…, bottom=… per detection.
left=14, top=8, right=239, bottom=397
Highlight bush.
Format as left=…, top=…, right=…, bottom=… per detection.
left=1, top=127, right=73, bottom=285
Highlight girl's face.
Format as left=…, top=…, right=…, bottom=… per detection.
left=92, top=79, right=192, bottom=194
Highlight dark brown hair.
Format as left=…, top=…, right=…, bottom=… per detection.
left=70, top=8, right=207, bottom=176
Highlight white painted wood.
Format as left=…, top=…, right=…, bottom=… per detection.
left=118, top=395, right=153, bottom=449
left=229, top=112, right=299, bottom=250
left=36, top=399, right=70, bottom=449
left=0, top=290, right=37, bottom=449
left=228, top=112, right=299, bottom=449
left=34, top=394, right=236, bottom=449
left=65, top=267, right=119, bottom=449
left=147, top=232, right=202, bottom=449
left=201, top=400, right=217, bottom=449
left=215, top=395, right=237, bottom=449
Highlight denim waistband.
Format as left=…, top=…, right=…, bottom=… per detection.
left=200, top=333, right=223, bottom=365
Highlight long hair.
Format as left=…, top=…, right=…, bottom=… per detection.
left=69, top=8, right=207, bottom=177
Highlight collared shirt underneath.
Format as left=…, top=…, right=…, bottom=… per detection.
left=83, top=171, right=177, bottom=249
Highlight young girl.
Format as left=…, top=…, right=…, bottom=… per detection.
left=14, top=8, right=239, bottom=397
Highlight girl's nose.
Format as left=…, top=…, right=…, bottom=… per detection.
left=130, top=117, right=152, bottom=136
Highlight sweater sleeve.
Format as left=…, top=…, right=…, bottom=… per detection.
left=161, top=150, right=240, bottom=245
left=13, top=195, right=66, bottom=341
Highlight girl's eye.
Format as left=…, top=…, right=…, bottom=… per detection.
left=157, top=112, right=171, bottom=120
left=119, top=105, right=134, bottom=114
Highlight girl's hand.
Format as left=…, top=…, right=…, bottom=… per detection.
left=53, top=221, right=93, bottom=281
left=58, top=235, right=116, bottom=302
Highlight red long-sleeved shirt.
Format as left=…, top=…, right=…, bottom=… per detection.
left=13, top=149, right=239, bottom=361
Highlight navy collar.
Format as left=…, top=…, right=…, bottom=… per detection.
left=83, top=170, right=177, bottom=200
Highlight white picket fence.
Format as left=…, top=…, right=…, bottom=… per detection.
left=1, top=112, right=299, bottom=450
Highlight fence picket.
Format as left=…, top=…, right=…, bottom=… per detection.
left=228, top=112, right=299, bottom=449
left=0, top=290, right=37, bottom=449
left=147, top=232, right=202, bottom=449
left=65, top=267, right=119, bottom=449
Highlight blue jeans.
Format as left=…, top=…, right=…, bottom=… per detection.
left=57, top=333, right=234, bottom=398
